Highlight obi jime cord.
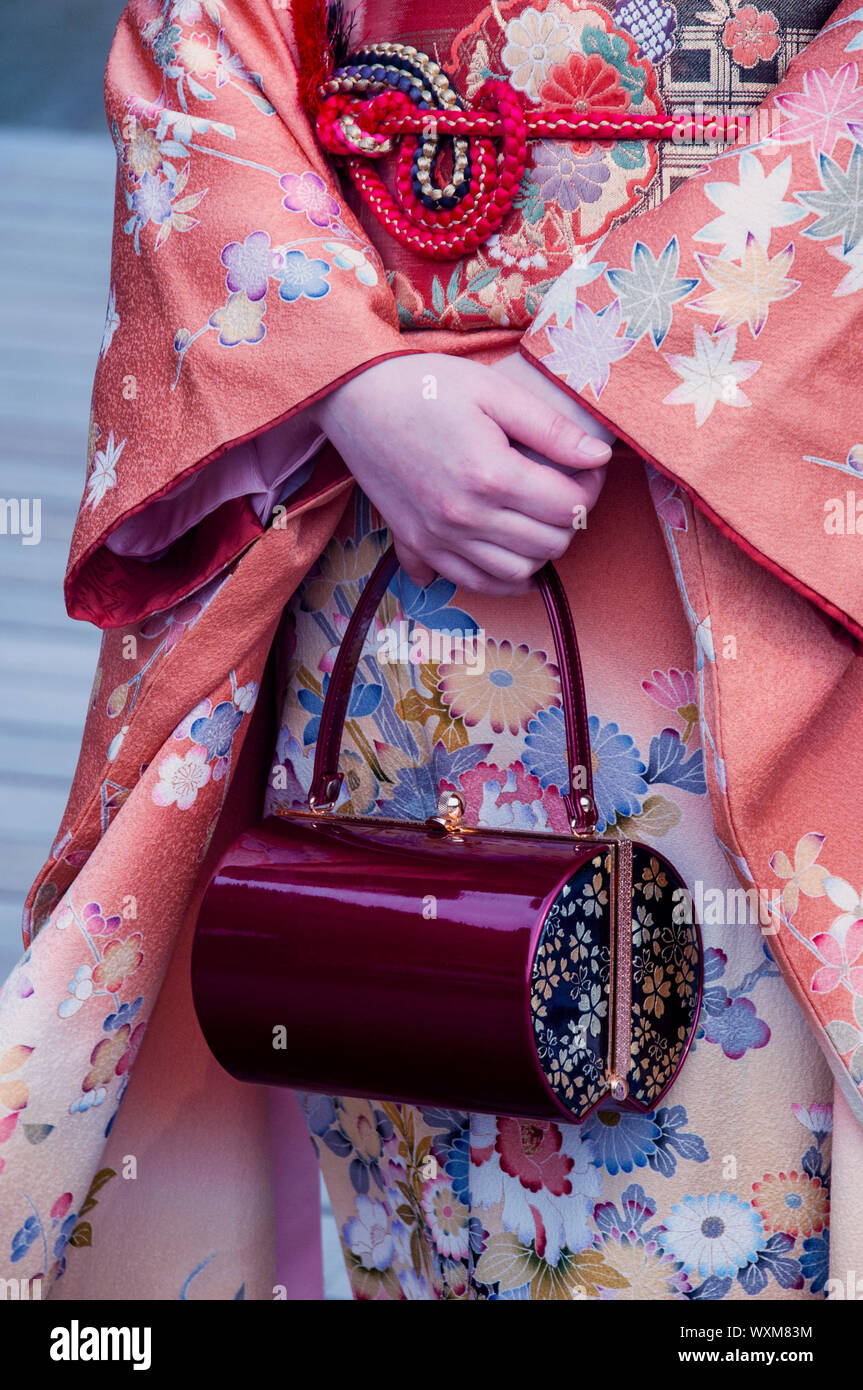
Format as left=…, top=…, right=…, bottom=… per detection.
left=293, top=5, right=748, bottom=260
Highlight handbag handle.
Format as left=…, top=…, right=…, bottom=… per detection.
left=309, top=546, right=598, bottom=836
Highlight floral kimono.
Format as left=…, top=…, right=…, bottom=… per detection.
left=1, top=0, right=863, bottom=1301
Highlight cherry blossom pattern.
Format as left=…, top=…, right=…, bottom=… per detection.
left=280, top=171, right=340, bottom=228
left=721, top=5, right=780, bottom=68
left=769, top=832, right=828, bottom=916
left=143, top=11, right=275, bottom=115
left=172, top=211, right=377, bottom=386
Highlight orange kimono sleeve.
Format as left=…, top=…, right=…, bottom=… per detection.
left=520, top=0, right=863, bottom=643
left=68, top=0, right=415, bottom=629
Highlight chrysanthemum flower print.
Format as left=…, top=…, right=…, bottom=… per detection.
left=438, top=640, right=559, bottom=735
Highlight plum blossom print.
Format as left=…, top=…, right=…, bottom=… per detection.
left=721, top=4, right=780, bottom=67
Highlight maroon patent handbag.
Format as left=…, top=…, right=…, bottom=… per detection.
left=191, top=547, right=702, bottom=1124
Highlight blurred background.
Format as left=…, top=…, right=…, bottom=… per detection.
left=0, top=0, right=348, bottom=1298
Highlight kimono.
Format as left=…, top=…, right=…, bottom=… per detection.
left=1, top=0, right=862, bottom=1300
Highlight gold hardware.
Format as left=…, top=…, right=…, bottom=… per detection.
left=437, top=790, right=465, bottom=830
left=427, top=790, right=469, bottom=840
left=308, top=776, right=341, bottom=815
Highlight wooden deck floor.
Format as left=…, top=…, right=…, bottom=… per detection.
left=0, top=126, right=349, bottom=1299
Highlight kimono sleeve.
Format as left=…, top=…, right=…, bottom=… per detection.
left=67, top=0, right=414, bottom=628
left=520, top=0, right=863, bottom=643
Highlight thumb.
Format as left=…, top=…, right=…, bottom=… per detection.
left=484, top=374, right=613, bottom=468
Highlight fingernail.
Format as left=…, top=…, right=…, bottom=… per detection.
left=577, top=437, right=612, bottom=460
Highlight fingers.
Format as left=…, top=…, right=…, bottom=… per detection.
left=489, top=449, right=609, bottom=529
left=483, top=373, right=613, bottom=469
left=463, top=511, right=575, bottom=563
left=433, top=549, right=534, bottom=597
left=394, top=539, right=436, bottom=589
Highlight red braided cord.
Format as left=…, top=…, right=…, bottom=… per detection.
left=316, top=82, right=746, bottom=261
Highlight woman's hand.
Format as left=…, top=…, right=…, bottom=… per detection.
left=311, top=352, right=613, bottom=595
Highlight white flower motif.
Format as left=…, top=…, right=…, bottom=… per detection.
left=323, top=240, right=378, bottom=286
left=341, top=1194, right=396, bottom=1271
left=822, top=875, right=863, bottom=937
left=663, top=325, right=760, bottom=427
left=170, top=0, right=203, bottom=20
left=659, top=1192, right=766, bottom=1279
left=501, top=6, right=577, bottom=100
left=695, top=152, right=805, bottom=261
left=469, top=1114, right=601, bottom=1264
left=233, top=681, right=258, bottom=713
left=151, top=744, right=211, bottom=809
left=85, top=430, right=127, bottom=510
left=532, top=241, right=608, bottom=331
left=58, top=964, right=94, bottom=1018
left=100, top=285, right=120, bottom=358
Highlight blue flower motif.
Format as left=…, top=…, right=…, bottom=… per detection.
left=277, top=250, right=330, bottom=302
left=103, top=996, right=144, bottom=1032
left=10, top=1214, right=40, bottom=1264
left=702, top=997, right=770, bottom=1060
left=190, top=700, right=244, bottom=759
left=300, top=1093, right=337, bottom=1137
left=645, top=727, right=706, bottom=794
left=152, top=21, right=181, bottom=70
left=53, top=1212, right=79, bottom=1260
left=583, top=1107, right=661, bottom=1175
left=648, top=1105, right=709, bottom=1179
left=298, top=674, right=381, bottom=746
left=799, top=1232, right=829, bottom=1293
left=439, top=1128, right=471, bottom=1206
left=738, top=1232, right=803, bottom=1296
left=589, top=715, right=647, bottom=829
left=381, top=740, right=490, bottom=821
left=524, top=704, right=568, bottom=790
left=390, top=572, right=477, bottom=632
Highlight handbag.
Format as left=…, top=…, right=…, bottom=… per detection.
left=191, top=546, right=702, bottom=1124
